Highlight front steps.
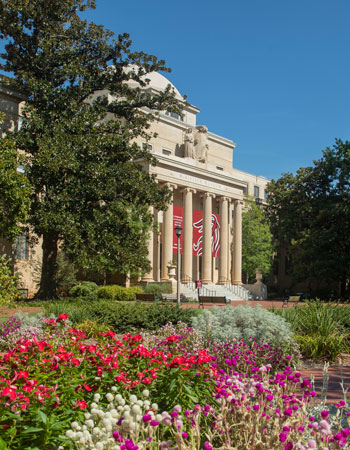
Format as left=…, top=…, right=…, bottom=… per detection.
left=181, top=283, right=251, bottom=301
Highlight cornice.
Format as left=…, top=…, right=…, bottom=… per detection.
left=148, top=153, right=247, bottom=190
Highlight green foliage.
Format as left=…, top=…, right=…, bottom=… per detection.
left=75, top=319, right=110, bottom=338
left=69, top=281, right=99, bottom=298
left=0, top=0, right=183, bottom=299
left=266, top=139, right=350, bottom=297
left=242, top=198, right=274, bottom=283
left=44, top=300, right=200, bottom=332
left=0, top=255, right=20, bottom=305
left=191, top=305, right=292, bottom=344
left=0, top=114, right=31, bottom=241
left=55, top=252, right=77, bottom=290
left=272, top=301, right=350, bottom=360
left=97, top=285, right=143, bottom=301
left=143, top=282, right=172, bottom=296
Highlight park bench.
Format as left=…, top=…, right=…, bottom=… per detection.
left=283, top=295, right=301, bottom=307
left=198, top=296, right=229, bottom=308
left=135, top=293, right=159, bottom=302
left=160, top=294, right=188, bottom=303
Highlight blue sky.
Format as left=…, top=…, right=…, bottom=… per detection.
left=2, top=1, right=350, bottom=180
left=80, top=0, right=350, bottom=180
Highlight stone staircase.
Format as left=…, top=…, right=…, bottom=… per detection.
left=181, top=282, right=251, bottom=301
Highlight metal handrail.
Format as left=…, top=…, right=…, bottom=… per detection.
left=181, top=274, right=196, bottom=291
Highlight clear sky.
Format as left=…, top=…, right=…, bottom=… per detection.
left=3, top=0, right=350, bottom=181
left=79, top=0, right=350, bottom=180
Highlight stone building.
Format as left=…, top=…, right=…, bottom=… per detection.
left=1, top=73, right=269, bottom=297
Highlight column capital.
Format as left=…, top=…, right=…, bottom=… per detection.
left=165, top=182, right=177, bottom=190
left=181, top=187, right=196, bottom=194
left=219, top=196, right=229, bottom=204
left=234, top=199, right=244, bottom=206
left=200, top=192, right=215, bottom=199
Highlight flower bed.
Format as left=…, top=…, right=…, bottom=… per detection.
left=0, top=314, right=350, bottom=449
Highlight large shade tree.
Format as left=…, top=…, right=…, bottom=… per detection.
left=0, top=112, right=31, bottom=240
left=242, top=198, right=274, bottom=284
left=0, top=0, right=182, bottom=298
left=265, top=139, right=350, bottom=298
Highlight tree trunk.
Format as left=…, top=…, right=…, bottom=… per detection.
left=35, top=232, right=60, bottom=299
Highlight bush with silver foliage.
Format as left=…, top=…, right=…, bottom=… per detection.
left=191, top=305, right=292, bottom=344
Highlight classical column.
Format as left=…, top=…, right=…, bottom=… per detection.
left=232, top=200, right=243, bottom=285
left=141, top=206, right=155, bottom=282
left=161, top=185, right=174, bottom=281
left=218, top=197, right=228, bottom=284
left=202, top=192, right=213, bottom=284
left=228, top=200, right=233, bottom=281
left=182, top=188, right=195, bottom=281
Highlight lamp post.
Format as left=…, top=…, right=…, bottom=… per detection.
left=174, top=224, right=182, bottom=306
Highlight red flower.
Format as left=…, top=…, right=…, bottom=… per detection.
left=57, top=314, right=69, bottom=321
left=77, top=399, right=88, bottom=409
left=166, top=336, right=179, bottom=342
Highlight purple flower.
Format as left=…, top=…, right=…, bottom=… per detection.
left=142, top=414, right=152, bottom=423
left=150, top=420, right=159, bottom=427
left=279, top=432, right=287, bottom=443
left=182, top=432, right=188, bottom=439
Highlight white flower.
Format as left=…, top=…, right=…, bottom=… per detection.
left=71, top=421, right=79, bottom=430
left=94, top=393, right=101, bottom=402
left=92, top=427, right=101, bottom=436
left=115, top=394, right=122, bottom=402
left=106, top=393, right=114, bottom=403
left=65, top=430, right=75, bottom=438
left=129, top=394, right=137, bottom=403
left=132, top=404, right=141, bottom=414
left=86, top=419, right=94, bottom=428
left=95, top=443, right=104, bottom=450
left=84, top=412, right=91, bottom=420
left=111, top=386, right=117, bottom=392
left=152, top=403, right=159, bottom=411
left=142, top=389, right=150, bottom=397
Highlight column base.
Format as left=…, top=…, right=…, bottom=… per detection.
left=160, top=277, right=169, bottom=282
left=217, top=279, right=227, bottom=285
left=141, top=277, right=154, bottom=283
left=202, top=279, right=212, bottom=285
left=232, top=280, right=242, bottom=285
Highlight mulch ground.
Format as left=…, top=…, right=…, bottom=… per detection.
left=1, top=300, right=350, bottom=404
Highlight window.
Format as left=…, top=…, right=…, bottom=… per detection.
left=17, top=116, right=23, bottom=131
left=243, top=186, right=248, bottom=195
left=165, top=111, right=182, bottom=121
left=142, top=143, right=152, bottom=151
left=216, top=166, right=223, bottom=171
left=254, top=185, right=260, bottom=198
left=14, top=228, right=29, bottom=260
left=162, top=148, right=172, bottom=156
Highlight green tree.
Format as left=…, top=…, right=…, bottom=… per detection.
left=242, top=198, right=273, bottom=283
left=0, top=0, right=182, bottom=298
left=0, top=112, right=30, bottom=240
left=265, top=139, right=350, bottom=297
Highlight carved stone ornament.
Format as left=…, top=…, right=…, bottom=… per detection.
left=184, top=126, right=209, bottom=162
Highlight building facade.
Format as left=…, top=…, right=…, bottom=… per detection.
left=1, top=73, right=270, bottom=295
left=128, top=72, right=269, bottom=286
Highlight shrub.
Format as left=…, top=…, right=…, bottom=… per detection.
left=143, top=282, right=172, bottom=296
left=191, top=304, right=292, bottom=344
left=0, top=255, right=20, bottom=306
left=69, top=281, right=99, bottom=298
left=97, top=285, right=143, bottom=301
left=46, top=300, right=199, bottom=332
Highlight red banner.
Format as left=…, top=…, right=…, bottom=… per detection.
left=173, top=205, right=183, bottom=254
left=193, top=209, right=220, bottom=257
left=173, top=206, right=220, bottom=257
